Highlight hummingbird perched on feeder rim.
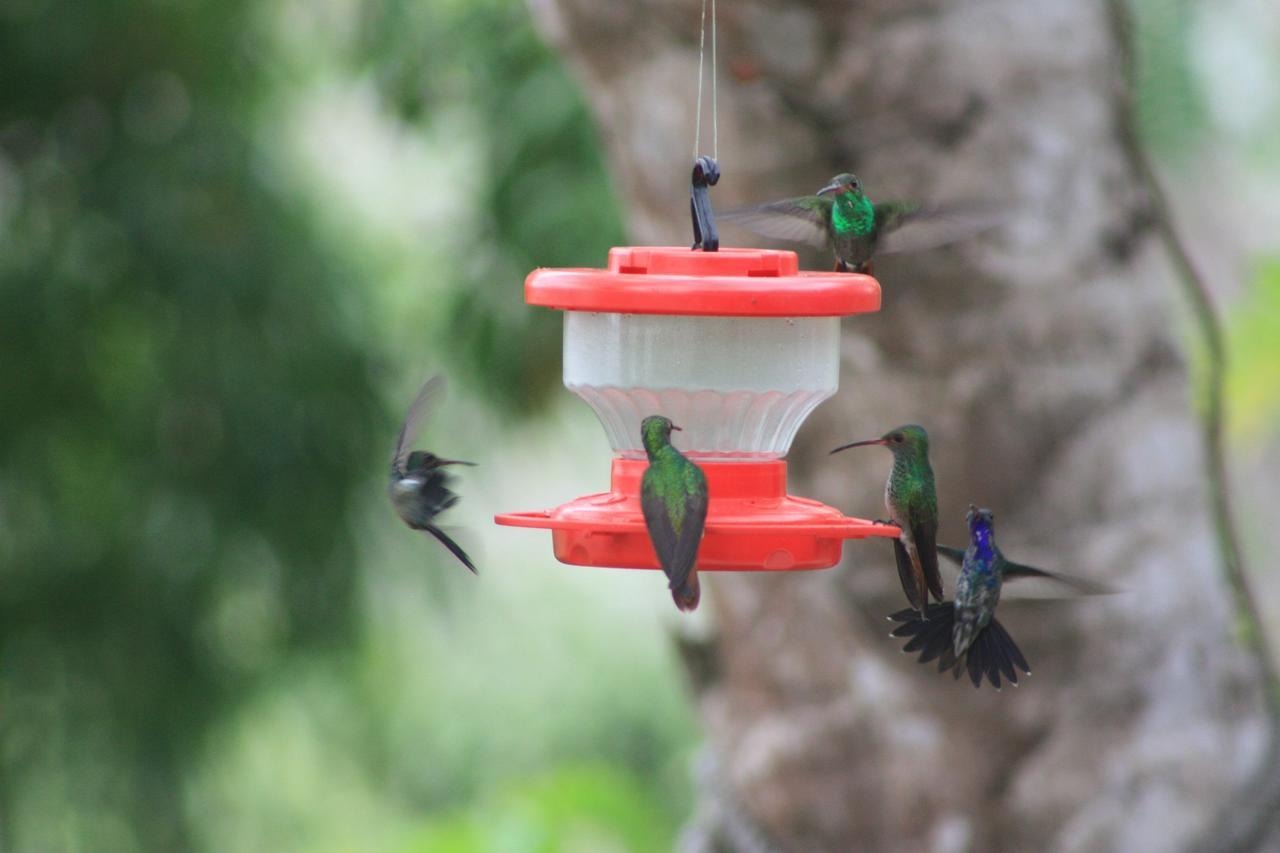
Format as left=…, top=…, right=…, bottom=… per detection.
left=830, top=424, right=942, bottom=618
left=640, top=415, right=709, bottom=612
left=389, top=375, right=477, bottom=573
left=721, top=172, right=998, bottom=274
left=888, top=504, right=1116, bottom=689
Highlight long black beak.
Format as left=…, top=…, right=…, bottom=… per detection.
left=829, top=438, right=888, bottom=454
left=816, top=180, right=842, bottom=196
left=436, top=458, right=478, bottom=467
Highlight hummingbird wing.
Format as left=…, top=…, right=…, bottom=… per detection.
left=1002, top=561, right=1119, bottom=598
left=891, top=540, right=927, bottom=615
left=415, top=521, right=477, bottom=574
left=913, top=515, right=943, bottom=602
left=394, top=375, right=445, bottom=473
left=640, top=467, right=709, bottom=605
left=937, top=545, right=1118, bottom=599
left=719, top=196, right=832, bottom=248
left=874, top=201, right=1004, bottom=256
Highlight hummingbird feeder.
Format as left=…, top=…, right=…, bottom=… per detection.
left=494, top=240, right=900, bottom=571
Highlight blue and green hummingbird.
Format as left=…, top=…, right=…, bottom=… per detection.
left=640, top=415, right=709, bottom=612
left=831, top=424, right=943, bottom=618
left=888, top=505, right=1114, bottom=688
left=389, top=375, right=476, bottom=573
left=722, top=172, right=993, bottom=273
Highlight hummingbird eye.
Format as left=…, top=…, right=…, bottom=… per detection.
left=892, top=433, right=904, bottom=443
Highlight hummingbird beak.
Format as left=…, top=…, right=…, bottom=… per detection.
left=829, top=438, right=889, bottom=454
left=670, top=424, right=683, bottom=432
left=435, top=458, right=478, bottom=467
left=816, top=180, right=842, bottom=196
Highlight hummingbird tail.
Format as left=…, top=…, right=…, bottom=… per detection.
left=418, top=522, right=477, bottom=574
left=671, top=572, right=701, bottom=612
left=888, top=606, right=1030, bottom=689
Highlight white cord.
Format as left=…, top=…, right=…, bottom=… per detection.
left=711, top=0, right=717, bottom=160
left=694, top=0, right=707, bottom=158
left=694, top=0, right=718, bottom=159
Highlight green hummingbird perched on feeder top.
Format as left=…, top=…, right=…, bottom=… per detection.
left=640, top=415, right=709, bottom=612
left=389, top=375, right=477, bottom=573
left=888, top=505, right=1115, bottom=689
left=831, top=424, right=943, bottom=618
left=722, top=172, right=996, bottom=274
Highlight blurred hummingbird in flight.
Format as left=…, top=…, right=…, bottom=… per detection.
left=640, top=415, right=708, bottom=612
left=888, top=505, right=1115, bottom=688
left=721, top=172, right=996, bottom=274
left=831, top=424, right=942, bottom=618
left=389, top=375, right=477, bottom=573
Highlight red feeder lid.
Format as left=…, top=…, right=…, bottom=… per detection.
left=495, top=459, right=899, bottom=572
left=525, top=246, right=880, bottom=317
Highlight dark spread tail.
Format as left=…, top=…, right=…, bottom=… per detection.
left=671, top=572, right=700, bottom=612
left=889, top=604, right=1029, bottom=689
left=417, top=522, right=477, bottom=574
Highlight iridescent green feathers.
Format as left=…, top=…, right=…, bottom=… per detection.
left=640, top=415, right=708, bottom=612
left=722, top=171, right=998, bottom=273
left=831, top=424, right=942, bottom=617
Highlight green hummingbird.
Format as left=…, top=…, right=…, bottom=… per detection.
left=389, top=375, right=477, bottom=573
left=888, top=505, right=1115, bottom=688
left=640, top=415, right=709, bottom=612
left=831, top=424, right=942, bottom=618
left=721, top=172, right=995, bottom=273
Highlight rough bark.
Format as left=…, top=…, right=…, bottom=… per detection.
left=528, top=2, right=1273, bottom=850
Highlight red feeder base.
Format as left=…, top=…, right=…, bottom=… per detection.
left=495, top=458, right=899, bottom=571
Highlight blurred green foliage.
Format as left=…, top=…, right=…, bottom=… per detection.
left=403, top=765, right=672, bottom=852
left=353, top=0, right=625, bottom=414
left=0, top=0, right=385, bottom=847
left=1227, top=258, right=1280, bottom=439
left=0, top=0, right=654, bottom=849
left=3, top=0, right=1276, bottom=850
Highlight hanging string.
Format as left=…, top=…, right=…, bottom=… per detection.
left=711, top=0, right=717, bottom=160
left=693, top=0, right=718, bottom=160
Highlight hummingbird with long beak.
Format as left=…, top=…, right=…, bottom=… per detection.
left=640, top=415, right=708, bottom=612
left=389, top=375, right=477, bottom=573
left=721, top=172, right=995, bottom=274
left=888, top=505, right=1115, bottom=688
left=831, top=424, right=942, bottom=617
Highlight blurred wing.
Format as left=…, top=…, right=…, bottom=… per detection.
left=935, top=546, right=1117, bottom=599
left=394, top=375, right=444, bottom=470
left=719, top=197, right=831, bottom=248
left=875, top=201, right=1005, bottom=255
left=1002, top=561, right=1120, bottom=599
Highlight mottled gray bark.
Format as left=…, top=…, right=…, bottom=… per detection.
left=528, top=2, right=1273, bottom=851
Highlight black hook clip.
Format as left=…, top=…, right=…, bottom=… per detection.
left=690, top=156, right=720, bottom=252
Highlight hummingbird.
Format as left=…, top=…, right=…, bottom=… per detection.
left=831, top=424, right=942, bottom=618
left=640, top=415, right=709, bottom=612
left=389, top=375, right=477, bottom=573
left=721, top=172, right=995, bottom=274
left=888, top=505, right=1115, bottom=688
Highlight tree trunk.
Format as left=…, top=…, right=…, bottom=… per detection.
left=528, top=2, right=1272, bottom=850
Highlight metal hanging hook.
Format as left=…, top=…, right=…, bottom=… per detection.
left=690, top=155, right=720, bottom=252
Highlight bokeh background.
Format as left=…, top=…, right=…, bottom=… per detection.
left=2, top=0, right=1278, bottom=849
